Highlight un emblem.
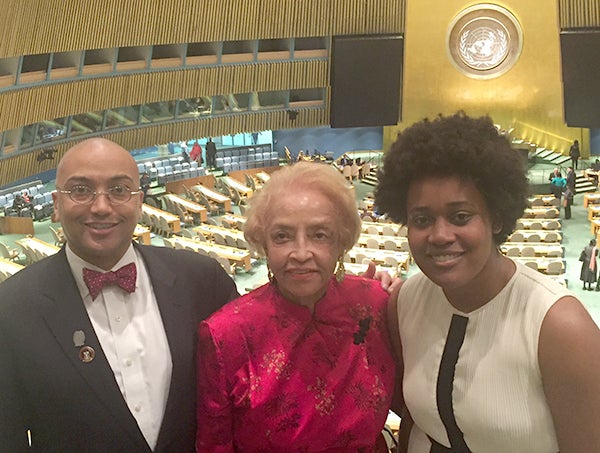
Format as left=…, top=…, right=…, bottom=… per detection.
left=448, top=4, right=522, bottom=79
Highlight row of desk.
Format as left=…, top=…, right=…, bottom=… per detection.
left=142, top=204, right=181, bottom=235
left=0, top=257, right=24, bottom=282
left=344, top=262, right=400, bottom=279
left=346, top=247, right=411, bottom=273
left=527, top=195, right=559, bottom=207
left=507, top=229, right=562, bottom=243
left=515, top=218, right=561, bottom=230
left=511, top=256, right=565, bottom=274
left=165, top=236, right=252, bottom=271
left=16, top=236, right=60, bottom=263
left=221, top=213, right=246, bottom=229
left=522, top=207, right=559, bottom=219
left=360, top=221, right=405, bottom=237
left=500, top=242, right=564, bottom=258
left=163, top=193, right=207, bottom=223
left=357, top=233, right=409, bottom=251
left=221, top=176, right=253, bottom=198
left=191, top=185, right=232, bottom=212
left=194, top=224, right=246, bottom=248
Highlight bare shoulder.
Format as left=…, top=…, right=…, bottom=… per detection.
left=539, top=296, right=600, bottom=451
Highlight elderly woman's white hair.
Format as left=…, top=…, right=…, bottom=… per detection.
left=244, top=161, right=361, bottom=257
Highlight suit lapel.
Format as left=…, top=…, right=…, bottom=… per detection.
left=38, top=250, right=148, bottom=447
left=137, top=246, right=195, bottom=448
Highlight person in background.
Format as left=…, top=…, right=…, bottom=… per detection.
left=580, top=239, right=597, bottom=291
left=0, top=138, right=239, bottom=452
left=139, top=171, right=151, bottom=202
left=548, top=166, right=561, bottom=182
left=376, top=112, right=600, bottom=452
left=550, top=173, right=566, bottom=201
left=181, top=147, right=190, bottom=164
left=12, top=193, right=31, bottom=213
left=196, top=161, right=399, bottom=452
left=566, top=165, right=576, bottom=196
left=562, top=184, right=574, bottom=219
left=190, top=140, right=202, bottom=165
left=569, top=139, right=581, bottom=170
left=205, top=137, right=217, bottom=169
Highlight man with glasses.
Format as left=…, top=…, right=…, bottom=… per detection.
left=0, top=138, right=238, bottom=452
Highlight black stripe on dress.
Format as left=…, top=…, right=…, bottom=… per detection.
left=430, top=313, right=472, bottom=453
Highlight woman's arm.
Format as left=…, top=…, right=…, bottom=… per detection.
left=539, top=296, right=600, bottom=452
left=196, top=322, right=235, bottom=452
left=386, top=286, right=414, bottom=453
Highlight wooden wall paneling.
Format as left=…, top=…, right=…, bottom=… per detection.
left=0, top=0, right=405, bottom=59
left=0, top=61, right=327, bottom=131
left=559, top=0, right=600, bottom=28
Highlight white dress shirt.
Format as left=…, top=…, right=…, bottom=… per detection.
left=67, top=244, right=172, bottom=450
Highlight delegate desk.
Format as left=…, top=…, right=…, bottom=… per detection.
left=357, top=233, right=409, bottom=251
left=191, top=185, right=232, bottom=213
left=164, top=193, right=208, bottom=223
left=508, top=230, right=562, bottom=243
left=16, top=237, right=60, bottom=262
left=591, top=219, right=600, bottom=237
left=512, top=257, right=565, bottom=273
left=527, top=195, right=559, bottom=207
left=0, top=216, right=34, bottom=235
left=142, top=204, right=181, bottom=234
left=194, top=224, right=245, bottom=243
left=222, top=176, right=253, bottom=198
left=515, top=218, right=561, bottom=230
left=346, top=247, right=411, bottom=272
left=220, top=213, right=247, bottom=229
left=0, top=257, right=24, bottom=280
left=588, top=205, right=600, bottom=220
left=361, top=198, right=375, bottom=211
left=522, top=207, right=559, bottom=219
left=344, top=262, right=399, bottom=279
left=500, top=242, right=564, bottom=258
left=360, top=221, right=404, bottom=236
left=134, top=224, right=151, bottom=245
left=256, top=171, right=271, bottom=184
left=168, top=236, right=251, bottom=271
left=584, top=192, right=600, bottom=208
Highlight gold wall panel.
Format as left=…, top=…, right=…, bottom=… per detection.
left=384, top=0, right=589, bottom=157
left=0, top=60, right=328, bottom=131
left=0, top=109, right=329, bottom=187
left=0, top=0, right=404, bottom=58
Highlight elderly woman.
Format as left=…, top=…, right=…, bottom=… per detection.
left=196, top=161, right=396, bottom=451
left=580, top=239, right=597, bottom=291
left=377, top=112, right=600, bottom=452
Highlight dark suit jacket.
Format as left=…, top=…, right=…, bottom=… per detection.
left=0, top=244, right=238, bottom=452
left=566, top=170, right=576, bottom=192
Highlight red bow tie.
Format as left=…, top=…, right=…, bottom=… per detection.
left=83, top=263, right=137, bottom=301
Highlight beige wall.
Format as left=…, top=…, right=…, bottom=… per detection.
left=384, top=0, right=589, bottom=157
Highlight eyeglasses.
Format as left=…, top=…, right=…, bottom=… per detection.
left=57, top=185, right=141, bottom=205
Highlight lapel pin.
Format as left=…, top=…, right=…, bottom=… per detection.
left=73, top=330, right=95, bottom=363
left=78, top=345, right=95, bottom=363
left=73, top=330, right=85, bottom=348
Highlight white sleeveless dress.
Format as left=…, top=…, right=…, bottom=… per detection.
left=397, top=262, right=571, bottom=452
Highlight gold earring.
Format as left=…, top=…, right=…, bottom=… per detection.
left=335, top=258, right=345, bottom=283
left=267, top=263, right=274, bottom=283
